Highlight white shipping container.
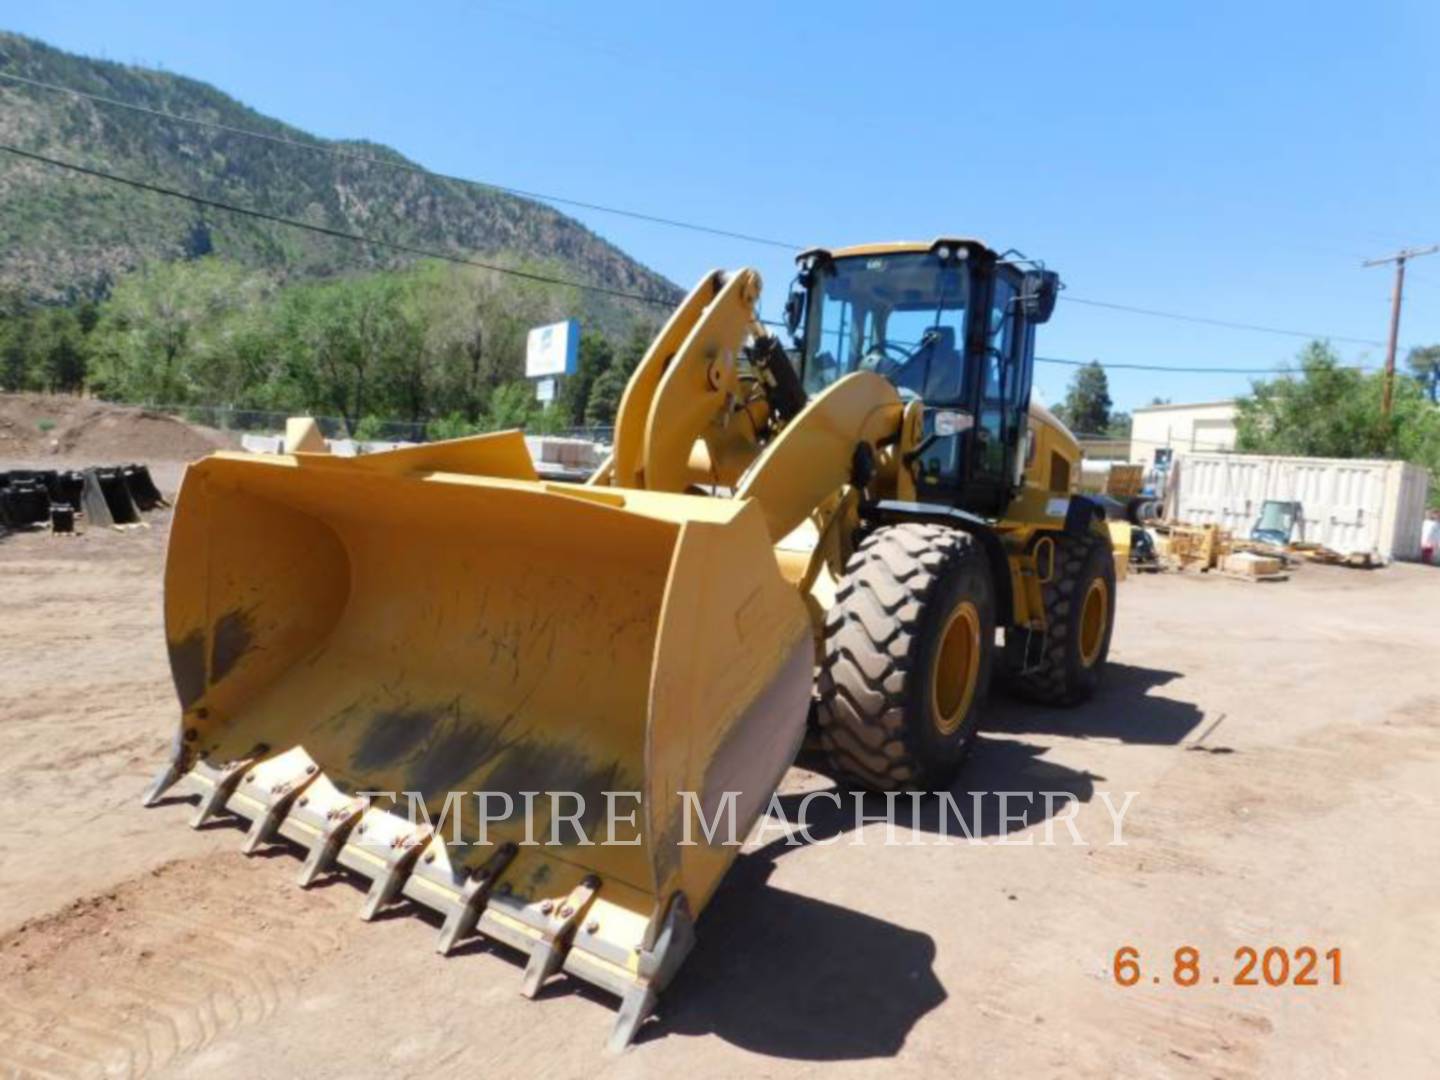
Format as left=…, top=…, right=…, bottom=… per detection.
left=1166, top=452, right=1431, bottom=562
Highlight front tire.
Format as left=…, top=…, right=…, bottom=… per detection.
left=815, top=523, right=995, bottom=791
left=1004, top=532, right=1115, bottom=705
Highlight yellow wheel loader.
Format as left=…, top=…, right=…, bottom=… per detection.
left=145, top=237, right=1122, bottom=1049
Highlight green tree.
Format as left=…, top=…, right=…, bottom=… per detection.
left=529, top=402, right=570, bottom=436
left=426, top=412, right=482, bottom=441
left=1, top=309, right=36, bottom=392
left=0, top=304, right=93, bottom=394
left=42, top=324, right=86, bottom=393
left=1054, top=361, right=1113, bottom=435
left=407, top=263, right=553, bottom=423
left=584, top=366, right=627, bottom=426
left=74, top=300, right=100, bottom=336
left=91, top=258, right=271, bottom=404
left=615, top=322, right=656, bottom=380
left=352, top=415, right=388, bottom=441
left=487, top=380, right=539, bottom=430
left=1235, top=340, right=1440, bottom=507
left=72, top=255, right=638, bottom=439
left=1409, top=344, right=1440, bottom=403
left=1236, top=341, right=1392, bottom=457
left=560, top=333, right=616, bottom=425
left=270, top=273, right=422, bottom=434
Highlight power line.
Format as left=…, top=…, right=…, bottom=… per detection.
left=1035, top=355, right=1375, bottom=374
left=0, top=69, right=802, bottom=251
left=0, top=143, right=677, bottom=308
left=0, top=70, right=1405, bottom=350
left=0, top=146, right=1390, bottom=382
left=1038, top=355, right=1271, bottom=374
left=756, top=319, right=1371, bottom=375
left=1058, top=295, right=1385, bottom=348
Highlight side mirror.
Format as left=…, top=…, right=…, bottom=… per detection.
left=783, top=286, right=806, bottom=338
left=1020, top=270, right=1060, bottom=324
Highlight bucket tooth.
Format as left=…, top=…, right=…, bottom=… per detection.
left=521, top=940, right=563, bottom=1001
left=189, top=754, right=262, bottom=829
left=142, top=756, right=185, bottom=808
left=606, top=895, right=696, bottom=1053
left=240, top=765, right=320, bottom=855
left=359, top=827, right=434, bottom=922
left=520, top=874, right=600, bottom=999
left=142, top=730, right=187, bottom=808
left=609, top=986, right=659, bottom=1055
left=296, top=800, right=366, bottom=888
left=436, top=843, right=518, bottom=956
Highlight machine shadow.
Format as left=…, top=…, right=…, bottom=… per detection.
left=988, top=661, right=1207, bottom=745
left=653, top=735, right=1102, bottom=1058
left=651, top=856, right=946, bottom=1059
left=790, top=732, right=1103, bottom=843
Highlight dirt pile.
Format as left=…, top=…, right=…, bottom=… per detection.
left=0, top=393, right=237, bottom=462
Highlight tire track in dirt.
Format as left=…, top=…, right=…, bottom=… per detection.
left=0, top=855, right=353, bottom=1079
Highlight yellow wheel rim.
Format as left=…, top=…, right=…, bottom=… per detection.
left=932, top=601, right=981, bottom=736
left=1079, top=578, right=1108, bottom=668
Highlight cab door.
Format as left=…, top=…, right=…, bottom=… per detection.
left=962, top=267, right=1030, bottom=514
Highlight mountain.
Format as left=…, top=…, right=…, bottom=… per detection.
left=0, top=32, right=681, bottom=333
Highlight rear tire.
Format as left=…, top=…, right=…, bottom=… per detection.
left=1004, top=532, right=1115, bottom=705
left=815, top=523, right=995, bottom=791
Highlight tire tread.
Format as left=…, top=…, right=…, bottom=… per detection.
left=816, top=522, right=987, bottom=790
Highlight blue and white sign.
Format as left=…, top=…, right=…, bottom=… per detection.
left=525, top=319, right=580, bottom=378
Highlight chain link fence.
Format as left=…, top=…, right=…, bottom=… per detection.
left=560, top=425, right=614, bottom=445
left=136, top=402, right=615, bottom=447
left=139, top=403, right=429, bottom=442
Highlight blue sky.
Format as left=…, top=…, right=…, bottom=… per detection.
left=7, top=1, right=1438, bottom=411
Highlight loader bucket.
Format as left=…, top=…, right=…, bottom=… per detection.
left=147, top=433, right=814, bottom=1049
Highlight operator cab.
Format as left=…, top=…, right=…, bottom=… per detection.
left=785, top=238, right=1058, bottom=517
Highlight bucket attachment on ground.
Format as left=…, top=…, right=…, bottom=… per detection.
left=28, top=469, right=59, bottom=501
left=0, top=479, right=50, bottom=527
left=81, top=467, right=141, bottom=527
left=122, top=463, right=167, bottom=510
left=146, top=432, right=814, bottom=1049
left=49, top=470, right=85, bottom=512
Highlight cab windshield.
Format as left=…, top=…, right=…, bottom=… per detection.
left=800, top=252, right=971, bottom=405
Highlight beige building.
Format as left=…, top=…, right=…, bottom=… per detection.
left=1129, top=399, right=1237, bottom=466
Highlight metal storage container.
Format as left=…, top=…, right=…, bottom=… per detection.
left=1165, top=452, right=1431, bottom=561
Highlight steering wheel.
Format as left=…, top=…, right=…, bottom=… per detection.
left=859, top=340, right=915, bottom=377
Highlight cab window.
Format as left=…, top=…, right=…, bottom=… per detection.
left=801, top=252, right=971, bottom=404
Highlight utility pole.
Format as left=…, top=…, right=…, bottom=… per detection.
left=1363, top=243, right=1440, bottom=419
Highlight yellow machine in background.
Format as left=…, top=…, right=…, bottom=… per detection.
left=145, top=238, right=1118, bottom=1049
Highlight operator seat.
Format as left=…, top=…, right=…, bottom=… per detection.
left=893, top=325, right=965, bottom=403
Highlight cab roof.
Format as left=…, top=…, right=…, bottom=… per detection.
left=799, top=237, right=996, bottom=263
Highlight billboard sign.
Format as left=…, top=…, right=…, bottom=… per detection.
left=525, top=319, right=580, bottom=378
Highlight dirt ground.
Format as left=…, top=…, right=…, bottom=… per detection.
left=0, top=395, right=236, bottom=462
left=1, top=458, right=1438, bottom=1078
